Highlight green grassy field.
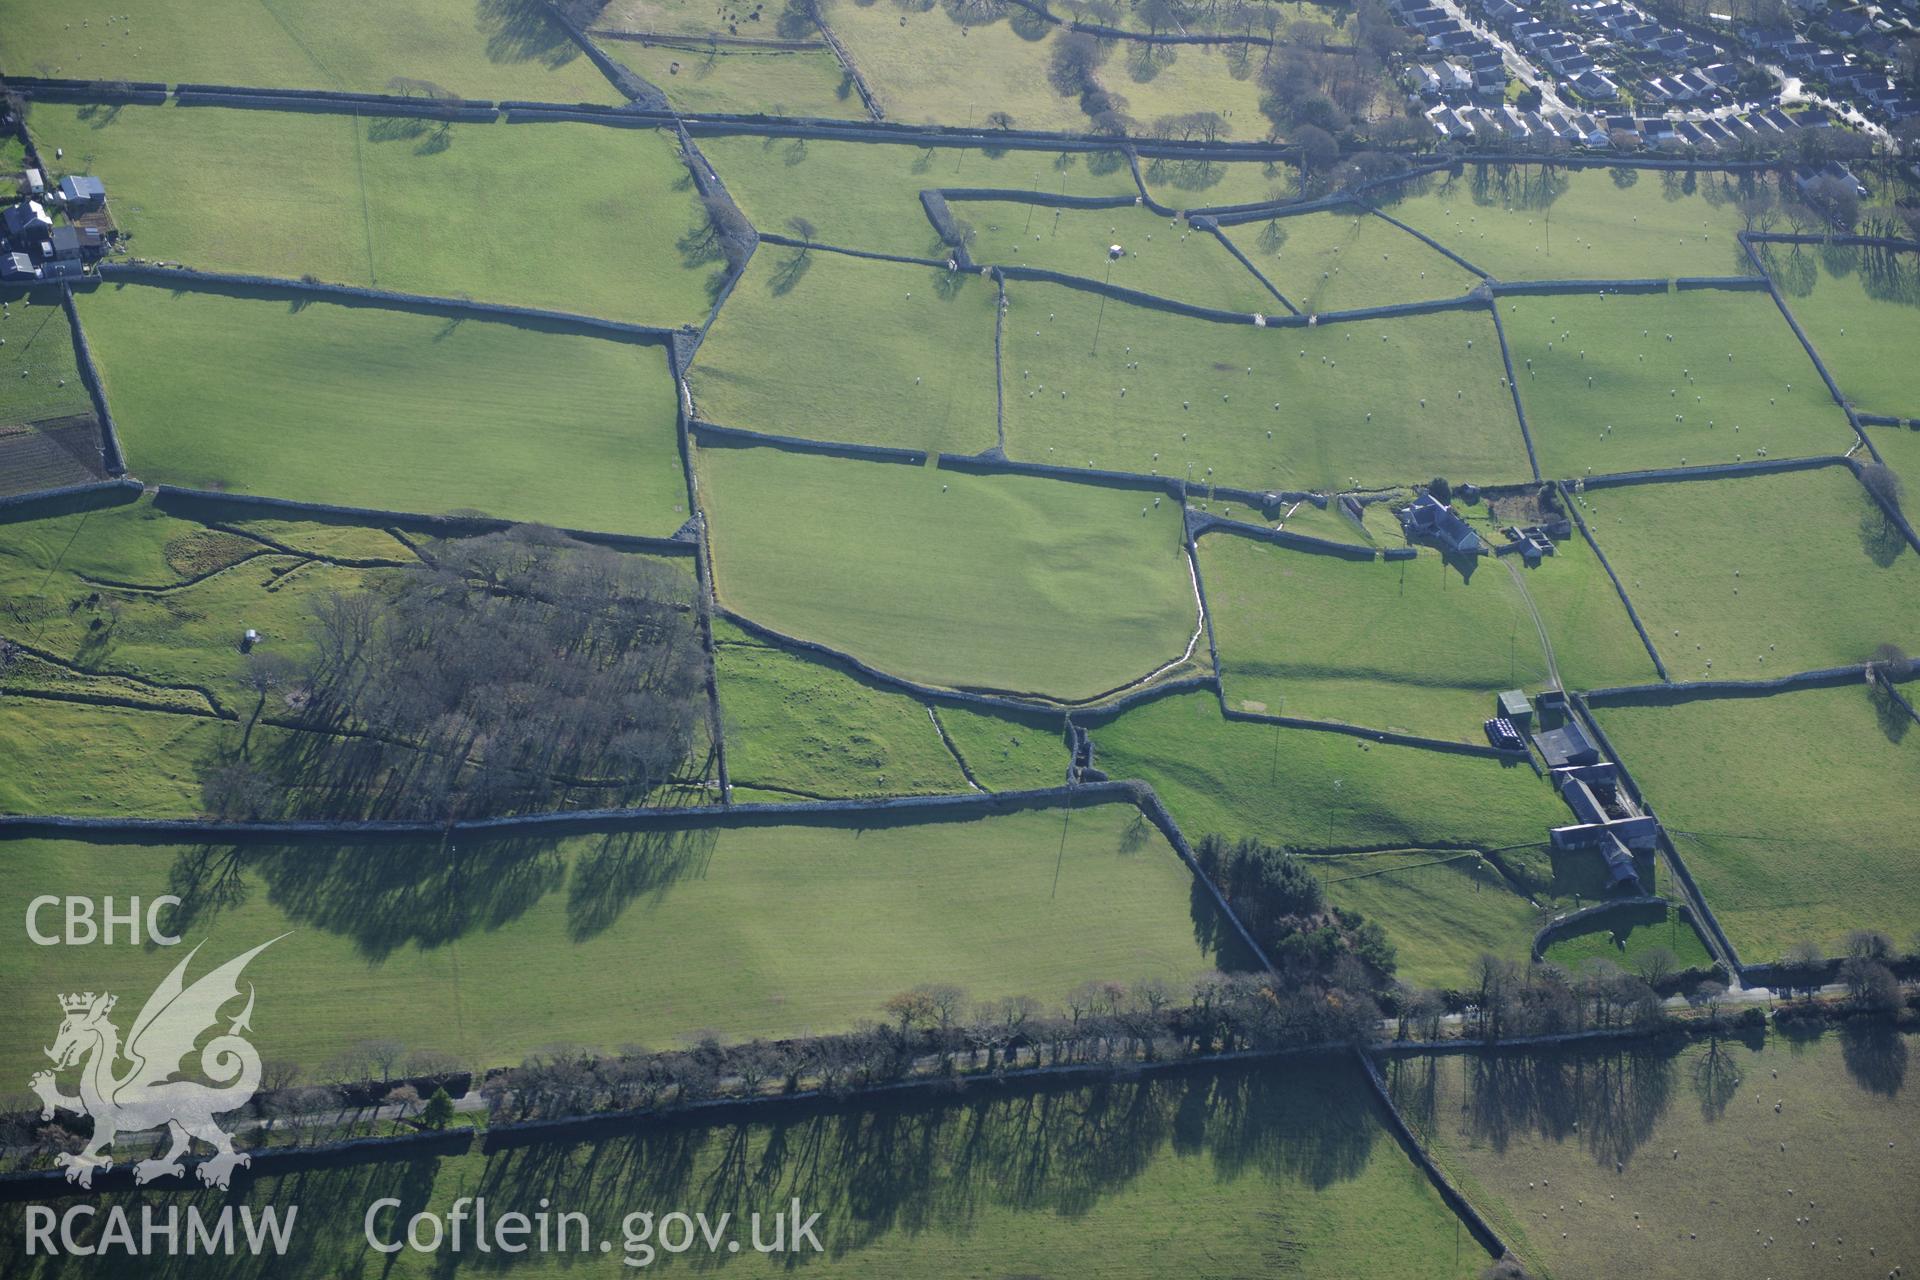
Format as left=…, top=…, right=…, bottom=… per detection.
left=79, top=284, right=691, bottom=533
left=694, top=444, right=1199, bottom=701
left=1307, top=848, right=1543, bottom=990
left=1387, top=1031, right=1920, bottom=1280
left=0, top=801, right=1234, bottom=1075
left=618, top=41, right=863, bottom=117
left=1575, top=467, right=1920, bottom=681
left=1504, top=288, right=1857, bottom=479
left=1138, top=154, right=1296, bottom=209
left=1224, top=209, right=1484, bottom=313
left=1205, top=506, right=1658, bottom=721
left=1201, top=532, right=1552, bottom=741
left=0, top=697, right=242, bottom=815
left=936, top=702, right=1069, bottom=790
left=1597, top=682, right=1919, bottom=960
left=0, top=288, right=90, bottom=426
left=819, top=0, right=1266, bottom=135
left=1460, top=497, right=1664, bottom=693
left=1001, top=283, right=1530, bottom=494
left=595, top=0, right=749, bottom=37
left=30, top=103, right=713, bottom=324
left=1377, top=165, right=1765, bottom=282
left=1760, top=241, right=1920, bottom=418
left=0, top=0, right=622, bottom=102
left=1095, top=39, right=1269, bottom=133
left=0, top=1061, right=1481, bottom=1279
left=1199, top=515, right=1656, bottom=736
left=713, top=617, right=968, bottom=797
left=967, top=201, right=1275, bottom=312
left=1541, top=899, right=1714, bottom=974
left=695, top=133, right=1138, bottom=258
left=1092, top=690, right=1565, bottom=850
left=686, top=249, right=999, bottom=453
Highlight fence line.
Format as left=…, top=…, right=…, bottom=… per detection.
left=94, top=264, right=677, bottom=342
left=1356, top=1051, right=1510, bottom=1261
left=1198, top=219, right=1299, bottom=314
left=57, top=287, right=125, bottom=476
left=1487, top=298, right=1542, bottom=482
left=1187, top=509, right=1377, bottom=560
left=146, top=486, right=697, bottom=555
left=1556, top=481, right=1670, bottom=681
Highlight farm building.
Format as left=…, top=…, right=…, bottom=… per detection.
left=2, top=199, right=51, bottom=240
left=1397, top=492, right=1486, bottom=554
left=1533, top=719, right=1599, bottom=769
left=57, top=174, right=106, bottom=210
left=1497, top=689, right=1534, bottom=726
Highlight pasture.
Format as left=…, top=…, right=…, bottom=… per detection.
left=693, top=443, right=1200, bottom=702
left=0, top=800, right=1234, bottom=1075
left=0, top=0, right=623, bottom=102
left=1376, top=165, right=1766, bottom=282
left=713, top=617, right=970, bottom=797
left=969, top=201, right=1276, bottom=312
left=1203, top=505, right=1660, bottom=722
left=78, top=284, right=691, bottom=534
left=686, top=249, right=999, bottom=453
left=1090, top=690, right=1565, bottom=851
left=617, top=41, right=863, bottom=117
left=1595, top=682, right=1920, bottom=961
left=30, top=103, right=714, bottom=324
left=694, top=133, right=1138, bottom=258
left=0, top=1062, right=1480, bottom=1279
left=0, top=288, right=90, bottom=426
left=935, top=702, right=1069, bottom=790
left=1200, top=532, right=1552, bottom=742
left=1574, top=466, right=1920, bottom=681
left=1504, top=287, right=1857, bottom=479
left=1000, top=283, right=1530, bottom=494
left=1541, top=900, right=1714, bottom=974
left=1306, top=848, right=1543, bottom=990
left=1138, top=154, right=1296, bottom=209
left=1224, top=208, right=1484, bottom=313
left=1387, top=1031, right=1920, bottom=1280
left=1760, top=241, right=1920, bottom=418
left=0, top=697, right=245, bottom=816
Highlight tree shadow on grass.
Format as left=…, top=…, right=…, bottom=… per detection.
left=1461, top=1041, right=1677, bottom=1165
left=1868, top=680, right=1912, bottom=744
left=163, top=826, right=720, bottom=961
left=477, top=0, right=584, bottom=68
left=767, top=246, right=813, bottom=296
left=468, top=1062, right=1371, bottom=1249
left=564, top=827, right=719, bottom=941
left=367, top=115, right=430, bottom=144
left=1840, top=1019, right=1907, bottom=1097
left=1858, top=505, right=1907, bottom=568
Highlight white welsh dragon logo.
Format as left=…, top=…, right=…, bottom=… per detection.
left=29, top=937, right=284, bottom=1190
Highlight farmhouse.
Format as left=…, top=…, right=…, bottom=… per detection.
left=1397, top=492, right=1486, bottom=554
left=2, top=199, right=52, bottom=240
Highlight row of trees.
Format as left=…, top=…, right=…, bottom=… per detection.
left=484, top=970, right=1386, bottom=1122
